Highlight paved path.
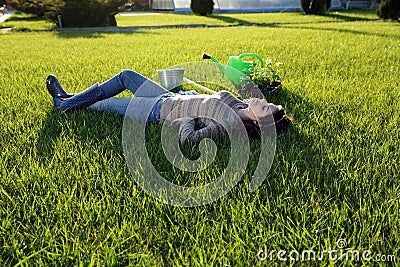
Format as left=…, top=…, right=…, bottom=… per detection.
left=55, top=23, right=232, bottom=33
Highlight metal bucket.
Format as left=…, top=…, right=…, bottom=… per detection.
left=157, top=68, right=185, bottom=90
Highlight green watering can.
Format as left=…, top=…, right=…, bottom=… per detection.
left=203, top=53, right=264, bottom=85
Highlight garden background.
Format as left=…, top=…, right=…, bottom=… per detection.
left=0, top=9, right=399, bottom=266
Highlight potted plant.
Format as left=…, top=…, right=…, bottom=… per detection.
left=248, top=58, right=283, bottom=95
left=237, top=58, right=284, bottom=97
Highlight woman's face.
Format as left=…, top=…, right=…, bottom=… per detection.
left=247, top=98, right=279, bottom=120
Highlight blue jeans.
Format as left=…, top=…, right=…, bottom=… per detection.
left=89, top=96, right=168, bottom=123
left=87, top=70, right=170, bottom=122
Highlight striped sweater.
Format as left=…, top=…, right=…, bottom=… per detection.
left=160, top=91, right=248, bottom=144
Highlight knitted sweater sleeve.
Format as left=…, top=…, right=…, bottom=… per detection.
left=178, top=117, right=224, bottom=145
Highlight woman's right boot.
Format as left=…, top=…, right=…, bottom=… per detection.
left=57, top=83, right=106, bottom=111
left=47, top=78, right=106, bottom=111
left=46, top=75, right=75, bottom=99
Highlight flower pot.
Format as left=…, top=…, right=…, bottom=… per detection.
left=259, top=81, right=282, bottom=96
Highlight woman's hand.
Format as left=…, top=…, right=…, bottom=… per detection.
left=170, top=118, right=183, bottom=125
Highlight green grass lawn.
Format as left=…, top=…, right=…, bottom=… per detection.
left=0, top=11, right=399, bottom=266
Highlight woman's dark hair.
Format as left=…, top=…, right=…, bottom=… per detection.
left=242, top=120, right=261, bottom=140
left=242, top=115, right=292, bottom=140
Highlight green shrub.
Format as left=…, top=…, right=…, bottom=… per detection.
left=190, top=0, right=214, bottom=16
left=58, top=0, right=129, bottom=27
left=377, top=0, right=400, bottom=20
left=8, top=0, right=61, bottom=17
left=8, top=0, right=129, bottom=27
left=301, top=0, right=331, bottom=14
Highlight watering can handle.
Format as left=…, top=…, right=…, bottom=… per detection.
left=238, top=53, right=264, bottom=68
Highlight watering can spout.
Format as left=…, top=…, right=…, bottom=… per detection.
left=202, top=53, right=212, bottom=60
left=202, top=53, right=226, bottom=73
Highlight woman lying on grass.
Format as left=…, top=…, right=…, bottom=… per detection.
left=46, top=69, right=292, bottom=144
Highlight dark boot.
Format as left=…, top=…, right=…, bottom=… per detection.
left=46, top=75, right=75, bottom=99
left=55, top=83, right=106, bottom=111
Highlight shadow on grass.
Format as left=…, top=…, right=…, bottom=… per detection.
left=323, top=12, right=377, bottom=22
left=208, top=10, right=376, bottom=27
left=53, top=28, right=162, bottom=38
left=208, top=14, right=252, bottom=25
left=305, top=9, right=378, bottom=22
left=248, top=87, right=351, bottom=204
left=271, top=23, right=400, bottom=39
left=36, top=110, right=124, bottom=165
